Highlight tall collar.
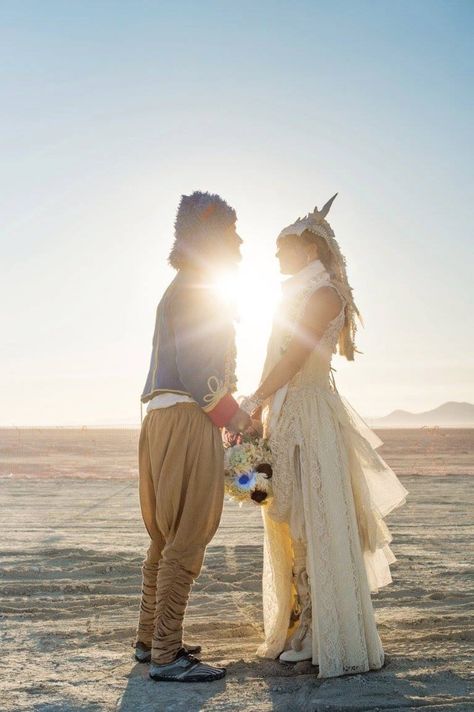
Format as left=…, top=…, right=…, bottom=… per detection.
left=283, top=259, right=329, bottom=296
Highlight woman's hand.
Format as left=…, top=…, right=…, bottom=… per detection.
left=245, top=418, right=263, bottom=437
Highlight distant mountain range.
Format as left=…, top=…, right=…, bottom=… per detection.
left=4, top=402, right=473, bottom=430
left=367, top=401, right=474, bottom=428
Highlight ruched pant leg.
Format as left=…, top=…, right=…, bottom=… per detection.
left=136, top=404, right=224, bottom=664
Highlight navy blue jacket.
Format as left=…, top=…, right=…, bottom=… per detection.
left=141, top=270, right=239, bottom=426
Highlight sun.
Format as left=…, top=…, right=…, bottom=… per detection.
left=213, top=272, right=240, bottom=305
left=213, top=267, right=281, bottom=319
left=209, top=249, right=283, bottom=392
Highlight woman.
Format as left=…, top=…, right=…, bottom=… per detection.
left=241, top=195, right=408, bottom=679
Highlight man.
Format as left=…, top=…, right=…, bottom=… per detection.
left=134, top=191, right=251, bottom=682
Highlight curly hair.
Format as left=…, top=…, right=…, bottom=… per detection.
left=168, top=191, right=237, bottom=270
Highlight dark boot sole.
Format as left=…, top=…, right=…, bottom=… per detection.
left=149, top=670, right=226, bottom=683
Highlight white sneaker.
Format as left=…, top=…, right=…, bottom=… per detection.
left=279, top=633, right=312, bottom=663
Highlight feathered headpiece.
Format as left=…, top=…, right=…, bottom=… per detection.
left=279, top=194, right=362, bottom=360
left=278, top=193, right=339, bottom=242
left=169, top=191, right=237, bottom=269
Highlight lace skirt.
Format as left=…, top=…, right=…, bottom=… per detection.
left=257, top=383, right=408, bottom=678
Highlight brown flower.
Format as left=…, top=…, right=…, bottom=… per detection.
left=255, top=463, right=273, bottom=478
left=251, top=489, right=268, bottom=504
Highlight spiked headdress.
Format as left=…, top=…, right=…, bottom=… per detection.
left=168, top=191, right=237, bottom=270
left=279, top=194, right=361, bottom=360
left=278, top=193, right=339, bottom=243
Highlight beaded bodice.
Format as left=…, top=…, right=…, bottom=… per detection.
left=282, top=277, right=346, bottom=389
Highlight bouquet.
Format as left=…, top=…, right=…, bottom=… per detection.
left=222, top=431, right=273, bottom=506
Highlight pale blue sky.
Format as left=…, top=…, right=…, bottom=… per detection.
left=1, top=0, right=473, bottom=425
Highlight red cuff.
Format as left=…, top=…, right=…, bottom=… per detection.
left=206, top=393, right=240, bottom=428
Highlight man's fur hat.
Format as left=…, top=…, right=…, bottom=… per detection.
left=169, top=191, right=237, bottom=269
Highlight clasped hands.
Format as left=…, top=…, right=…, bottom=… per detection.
left=226, top=404, right=263, bottom=437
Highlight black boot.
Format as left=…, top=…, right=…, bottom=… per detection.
left=134, top=641, right=202, bottom=663
left=149, top=648, right=226, bottom=683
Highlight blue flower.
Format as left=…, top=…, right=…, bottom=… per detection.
left=235, top=471, right=256, bottom=491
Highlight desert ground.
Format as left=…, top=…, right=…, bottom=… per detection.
left=0, top=428, right=473, bottom=711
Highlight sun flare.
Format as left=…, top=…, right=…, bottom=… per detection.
left=212, top=268, right=281, bottom=321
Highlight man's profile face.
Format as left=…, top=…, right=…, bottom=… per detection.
left=214, top=224, right=243, bottom=269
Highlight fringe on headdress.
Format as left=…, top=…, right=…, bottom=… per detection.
left=278, top=194, right=361, bottom=360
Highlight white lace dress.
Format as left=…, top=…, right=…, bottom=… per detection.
left=257, top=268, right=408, bottom=678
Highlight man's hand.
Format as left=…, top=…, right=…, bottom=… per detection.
left=226, top=407, right=252, bottom=434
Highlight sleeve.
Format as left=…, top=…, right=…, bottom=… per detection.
left=171, top=285, right=239, bottom=427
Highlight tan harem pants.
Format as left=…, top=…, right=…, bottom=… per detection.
left=136, top=404, right=224, bottom=664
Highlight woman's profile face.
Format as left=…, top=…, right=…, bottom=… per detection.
left=275, top=235, right=307, bottom=275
